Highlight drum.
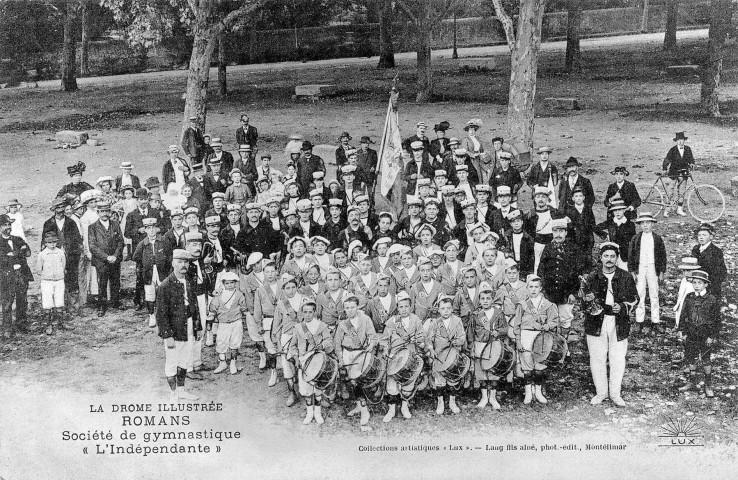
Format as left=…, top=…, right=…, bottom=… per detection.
left=434, top=347, right=471, bottom=385
left=480, top=339, right=516, bottom=377
left=302, top=351, right=338, bottom=390
left=532, top=331, right=568, bottom=366
left=387, top=348, right=423, bottom=386
left=350, top=350, right=387, bottom=388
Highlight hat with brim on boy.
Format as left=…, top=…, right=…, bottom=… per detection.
left=288, top=237, right=307, bottom=250
left=677, top=257, right=701, bottom=270
left=142, top=217, right=158, bottom=229
left=96, top=176, right=113, bottom=186
left=694, top=223, right=714, bottom=235
left=608, top=199, right=627, bottom=211
left=533, top=186, right=551, bottom=197
left=537, top=146, right=553, bottom=154
left=6, top=199, right=22, bottom=208
left=634, top=212, right=657, bottom=223
left=687, top=270, right=709, bottom=283
left=96, top=200, right=112, bottom=211
left=387, top=244, right=405, bottom=256
left=347, top=239, right=364, bottom=259
left=415, top=224, right=437, bottom=239
left=496, top=186, right=512, bottom=197
left=611, top=166, right=629, bottom=176
left=310, top=236, right=330, bottom=247
left=599, top=241, right=620, bottom=255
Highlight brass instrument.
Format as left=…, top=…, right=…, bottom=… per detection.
left=578, top=274, right=603, bottom=316
left=202, top=241, right=215, bottom=274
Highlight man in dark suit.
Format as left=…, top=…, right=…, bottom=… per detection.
left=335, top=132, right=353, bottom=173
left=0, top=214, right=33, bottom=337
left=558, top=157, right=595, bottom=209
left=235, top=114, right=258, bottom=156
left=296, top=141, right=326, bottom=196
left=691, top=223, right=727, bottom=298
left=204, top=137, right=234, bottom=174
left=526, top=147, right=559, bottom=207
left=42, top=197, right=83, bottom=315
left=402, top=121, right=431, bottom=152
left=162, top=146, right=190, bottom=193
left=186, top=163, right=208, bottom=209
left=604, top=166, right=641, bottom=221
left=356, top=136, right=379, bottom=177
left=235, top=203, right=279, bottom=259
left=115, top=161, right=141, bottom=192
left=181, top=115, right=205, bottom=165
left=88, top=201, right=124, bottom=316
left=662, top=132, right=695, bottom=217
left=156, top=248, right=202, bottom=401
left=202, top=158, right=229, bottom=204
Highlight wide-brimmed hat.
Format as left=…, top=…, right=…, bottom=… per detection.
left=210, top=137, right=223, bottom=147
left=673, top=132, right=688, bottom=141
left=50, top=197, right=67, bottom=211
left=338, top=132, right=352, bottom=141
left=0, top=213, right=15, bottom=225
left=564, top=157, right=581, bottom=168
left=688, top=270, right=710, bottom=283
left=463, top=119, right=482, bottom=131
left=608, top=199, right=627, bottom=211
left=359, top=136, right=373, bottom=144
left=238, top=144, right=251, bottom=152
left=533, top=186, right=551, bottom=197
left=119, top=161, right=133, bottom=169
left=96, top=176, right=113, bottom=186
left=433, top=121, right=450, bottom=132
left=537, top=146, right=553, bottom=154
left=611, top=166, right=629, bottom=176
left=677, top=257, right=701, bottom=270
left=634, top=212, right=657, bottom=223
left=6, top=199, right=22, bottom=208
left=301, top=140, right=314, bottom=151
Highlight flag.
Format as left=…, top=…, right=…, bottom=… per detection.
left=373, top=90, right=405, bottom=218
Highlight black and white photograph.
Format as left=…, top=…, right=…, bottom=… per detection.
left=0, top=0, right=736, bottom=478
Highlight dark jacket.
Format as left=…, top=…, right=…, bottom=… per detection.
left=677, top=292, right=721, bottom=339
left=524, top=207, right=565, bottom=245
left=56, top=181, right=94, bottom=199
left=114, top=174, right=141, bottom=192
left=595, top=219, right=636, bottom=262
left=558, top=174, right=595, bottom=209
left=219, top=224, right=242, bottom=266
left=526, top=162, right=558, bottom=190
left=335, top=145, right=352, bottom=170
left=0, top=234, right=33, bottom=281
left=202, top=171, right=229, bottom=202
left=402, top=134, right=431, bottom=152
left=429, top=138, right=451, bottom=159
left=563, top=204, right=597, bottom=253
left=88, top=220, right=124, bottom=268
left=582, top=267, right=638, bottom=341
left=341, top=224, right=371, bottom=251
left=156, top=272, right=202, bottom=341
left=604, top=181, right=641, bottom=220
left=296, top=155, right=326, bottom=196
left=538, top=240, right=584, bottom=304
left=42, top=215, right=83, bottom=258
left=691, top=243, right=727, bottom=295
left=490, top=166, right=523, bottom=197
left=404, top=155, right=435, bottom=195
left=162, top=157, right=190, bottom=192
left=628, top=232, right=667, bottom=275
left=663, top=145, right=695, bottom=175
left=235, top=220, right=279, bottom=258
left=502, top=230, right=535, bottom=276
left=235, top=125, right=258, bottom=149
left=204, top=151, right=235, bottom=174
left=322, top=217, right=348, bottom=250
left=357, top=147, right=379, bottom=176
left=132, top=235, right=172, bottom=284
left=124, top=208, right=160, bottom=249
left=181, top=126, right=205, bottom=162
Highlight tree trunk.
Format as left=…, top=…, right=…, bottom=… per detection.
left=183, top=25, right=219, bottom=131
left=61, top=3, right=78, bottom=92
left=506, top=0, right=546, bottom=155
left=218, top=31, right=227, bottom=96
left=700, top=0, right=732, bottom=116
left=663, top=0, right=678, bottom=51
left=414, top=4, right=433, bottom=103
left=80, top=0, right=90, bottom=76
left=377, top=0, right=396, bottom=68
left=565, top=0, right=583, bottom=73
left=640, top=0, right=650, bottom=33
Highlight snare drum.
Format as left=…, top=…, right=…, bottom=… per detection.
left=351, top=350, right=387, bottom=388
left=387, top=348, right=423, bottom=386
left=434, top=347, right=471, bottom=385
left=302, top=351, right=339, bottom=390
left=532, top=331, right=568, bottom=366
left=480, top=339, right=517, bottom=377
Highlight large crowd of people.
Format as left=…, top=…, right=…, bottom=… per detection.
left=0, top=115, right=728, bottom=427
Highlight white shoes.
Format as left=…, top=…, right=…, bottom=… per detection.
left=449, top=396, right=461, bottom=414
left=148, top=314, right=157, bottom=328
left=205, top=331, right=214, bottom=347
left=177, top=389, right=199, bottom=401
left=303, top=405, right=314, bottom=424
left=213, top=361, right=228, bottom=374
left=347, top=401, right=362, bottom=417
left=268, top=369, right=278, bottom=387
left=258, top=352, right=267, bottom=369
left=383, top=404, right=396, bottom=423
left=488, top=390, right=501, bottom=410
left=523, top=385, right=533, bottom=405
left=611, top=396, right=627, bottom=407
left=400, top=401, right=412, bottom=419
left=169, top=390, right=178, bottom=404
left=477, top=389, right=489, bottom=409
left=436, top=397, right=445, bottom=415
left=360, top=405, right=370, bottom=426
left=314, top=406, right=325, bottom=425
left=534, top=385, right=548, bottom=404
left=676, top=206, right=687, bottom=216
left=590, top=395, right=607, bottom=405
left=229, top=360, right=238, bottom=375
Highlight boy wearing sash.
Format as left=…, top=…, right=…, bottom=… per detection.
left=471, top=282, right=509, bottom=409
left=409, top=256, right=444, bottom=322
left=254, top=261, right=281, bottom=389
left=273, top=274, right=305, bottom=407
left=427, top=296, right=466, bottom=415
left=207, top=272, right=247, bottom=375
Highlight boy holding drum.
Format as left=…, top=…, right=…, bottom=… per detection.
left=471, top=282, right=510, bottom=410
left=426, top=296, right=467, bottom=415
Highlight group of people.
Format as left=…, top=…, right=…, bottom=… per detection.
left=0, top=115, right=729, bottom=426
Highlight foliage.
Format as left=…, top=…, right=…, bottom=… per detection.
left=253, top=0, right=353, bottom=29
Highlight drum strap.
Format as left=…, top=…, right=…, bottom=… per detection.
left=344, top=319, right=365, bottom=349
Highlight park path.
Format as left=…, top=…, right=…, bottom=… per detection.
left=31, top=29, right=708, bottom=91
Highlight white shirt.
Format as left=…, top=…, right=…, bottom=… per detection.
left=360, top=273, right=373, bottom=288
left=442, top=316, right=452, bottom=329
left=177, top=276, right=189, bottom=306
left=568, top=174, right=578, bottom=190
left=512, top=232, right=523, bottom=261
left=603, top=271, right=615, bottom=306
left=55, top=216, right=66, bottom=232
left=639, top=232, right=655, bottom=265
left=677, top=146, right=685, bottom=157
left=230, top=224, right=240, bottom=236
left=404, top=265, right=417, bottom=280
left=467, top=287, right=476, bottom=301
left=378, top=295, right=392, bottom=312
left=287, top=294, right=303, bottom=313
left=536, top=210, right=553, bottom=235
left=699, top=241, right=711, bottom=253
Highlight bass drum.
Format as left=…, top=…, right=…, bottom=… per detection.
left=480, top=339, right=517, bottom=377
left=302, top=351, right=338, bottom=390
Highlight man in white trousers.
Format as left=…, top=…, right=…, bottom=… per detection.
left=627, top=212, right=667, bottom=335
left=582, top=242, right=638, bottom=407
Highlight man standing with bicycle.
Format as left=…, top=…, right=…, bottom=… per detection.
left=662, top=132, right=694, bottom=217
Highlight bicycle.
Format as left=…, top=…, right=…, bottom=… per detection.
left=637, top=169, right=726, bottom=223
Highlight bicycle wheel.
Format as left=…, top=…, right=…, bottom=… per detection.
left=687, top=184, right=726, bottom=223
left=637, top=183, right=666, bottom=217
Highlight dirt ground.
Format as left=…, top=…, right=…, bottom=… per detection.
left=1, top=31, right=737, bottom=479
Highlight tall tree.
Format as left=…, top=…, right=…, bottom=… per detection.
left=700, top=0, right=733, bottom=116
left=640, top=0, right=649, bottom=33
left=396, top=0, right=460, bottom=102
left=80, top=0, right=91, bottom=76
left=218, top=32, right=227, bottom=95
left=490, top=0, right=547, bottom=155
left=61, top=1, right=78, bottom=92
left=377, top=0, right=396, bottom=68
left=663, top=0, right=678, bottom=51
left=565, top=0, right=582, bottom=73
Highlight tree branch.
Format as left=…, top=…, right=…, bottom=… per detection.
left=430, top=0, right=461, bottom=27
left=220, top=0, right=260, bottom=32
left=490, top=0, right=516, bottom=53
left=395, top=0, right=418, bottom=24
